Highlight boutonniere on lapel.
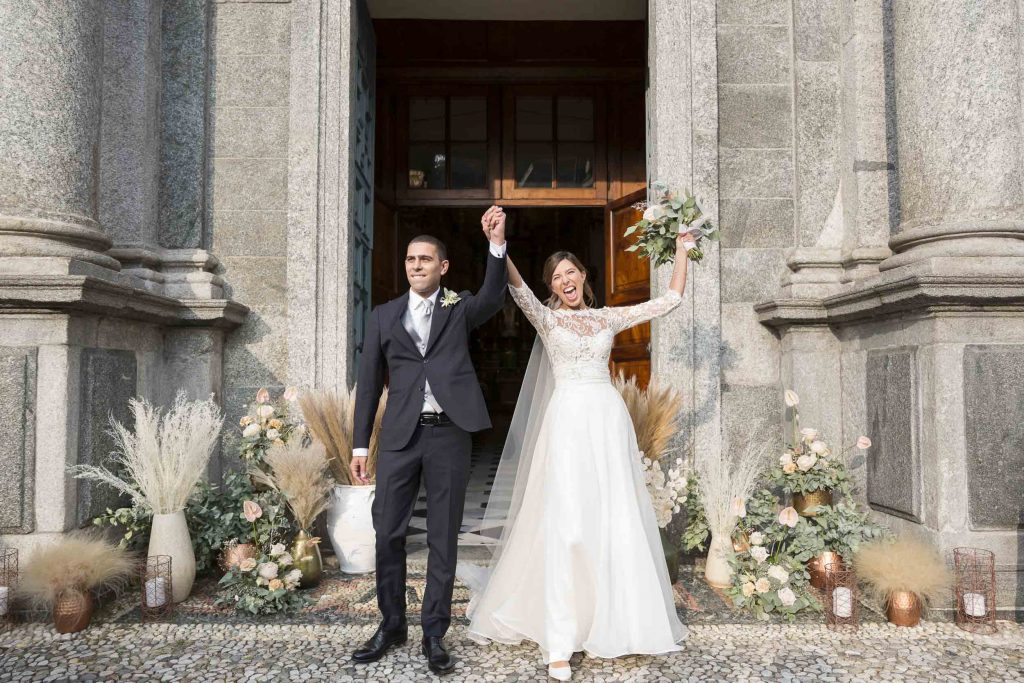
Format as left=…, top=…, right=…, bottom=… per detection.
left=440, top=288, right=462, bottom=308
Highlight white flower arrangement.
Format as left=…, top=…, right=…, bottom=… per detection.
left=237, top=387, right=308, bottom=470
left=641, top=455, right=688, bottom=529
left=625, top=181, right=720, bottom=266
left=441, top=288, right=462, bottom=308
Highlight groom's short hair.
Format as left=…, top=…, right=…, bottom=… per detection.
left=408, top=235, right=448, bottom=261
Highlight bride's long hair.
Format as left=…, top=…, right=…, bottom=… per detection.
left=541, top=250, right=596, bottom=310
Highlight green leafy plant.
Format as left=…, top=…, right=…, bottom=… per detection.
left=806, top=501, right=890, bottom=558
left=93, top=470, right=285, bottom=575
left=681, top=477, right=709, bottom=552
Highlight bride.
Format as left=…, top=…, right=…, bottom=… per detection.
left=460, top=207, right=692, bottom=680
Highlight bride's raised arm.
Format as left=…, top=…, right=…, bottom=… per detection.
left=604, top=230, right=692, bottom=333
left=506, top=254, right=555, bottom=334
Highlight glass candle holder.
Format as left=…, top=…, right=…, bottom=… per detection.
left=140, top=555, right=173, bottom=623
left=953, top=547, right=997, bottom=634
left=824, top=562, right=858, bottom=629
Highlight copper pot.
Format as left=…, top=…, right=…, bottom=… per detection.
left=886, top=590, right=922, bottom=627
left=792, top=489, right=833, bottom=517
left=807, top=551, right=844, bottom=589
left=53, top=589, right=93, bottom=634
left=220, top=543, right=258, bottom=572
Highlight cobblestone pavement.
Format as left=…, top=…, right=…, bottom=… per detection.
left=2, top=616, right=1022, bottom=682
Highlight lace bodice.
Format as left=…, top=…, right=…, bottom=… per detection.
left=509, top=282, right=682, bottom=381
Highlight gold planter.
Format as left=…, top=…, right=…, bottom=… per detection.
left=291, top=530, right=323, bottom=589
left=886, top=590, right=922, bottom=627
left=792, top=489, right=833, bottom=517
left=53, top=589, right=93, bottom=634
left=807, top=551, right=843, bottom=589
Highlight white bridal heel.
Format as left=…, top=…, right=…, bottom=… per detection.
left=548, top=664, right=572, bottom=681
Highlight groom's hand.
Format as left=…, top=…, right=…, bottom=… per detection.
left=350, top=455, right=370, bottom=484
left=481, top=205, right=506, bottom=246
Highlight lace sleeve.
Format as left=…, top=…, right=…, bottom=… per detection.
left=508, top=282, right=555, bottom=333
left=603, top=290, right=683, bottom=333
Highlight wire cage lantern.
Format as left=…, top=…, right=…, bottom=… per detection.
left=140, top=555, right=173, bottom=623
left=824, top=562, right=858, bottom=629
left=953, top=547, right=997, bottom=634
left=1, top=548, right=17, bottom=630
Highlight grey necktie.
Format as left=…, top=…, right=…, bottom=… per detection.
left=417, top=297, right=433, bottom=349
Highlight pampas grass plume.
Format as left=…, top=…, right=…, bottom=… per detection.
left=17, top=531, right=137, bottom=608
left=854, top=536, right=952, bottom=605
left=299, top=386, right=387, bottom=485
left=251, top=440, right=333, bottom=530
left=613, top=373, right=683, bottom=462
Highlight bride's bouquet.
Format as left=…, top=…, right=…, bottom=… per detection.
left=625, top=181, right=719, bottom=266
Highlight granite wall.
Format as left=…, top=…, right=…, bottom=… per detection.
left=208, top=0, right=293, bottom=434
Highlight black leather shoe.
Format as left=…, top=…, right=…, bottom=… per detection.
left=421, top=636, right=456, bottom=675
left=351, top=623, right=408, bottom=663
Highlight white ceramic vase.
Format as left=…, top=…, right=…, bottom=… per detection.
left=704, top=530, right=734, bottom=588
left=148, top=510, right=196, bottom=602
left=327, top=485, right=377, bottom=574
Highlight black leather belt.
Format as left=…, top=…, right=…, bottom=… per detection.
left=418, top=412, right=451, bottom=426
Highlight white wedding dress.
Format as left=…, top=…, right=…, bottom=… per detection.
left=461, top=282, right=688, bottom=665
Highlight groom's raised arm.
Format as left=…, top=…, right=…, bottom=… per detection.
left=353, top=307, right=385, bottom=457
left=464, top=206, right=508, bottom=329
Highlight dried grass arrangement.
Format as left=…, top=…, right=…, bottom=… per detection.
left=613, top=373, right=684, bottom=462
left=250, top=441, right=333, bottom=531
left=696, top=440, right=773, bottom=539
left=71, top=392, right=224, bottom=514
left=854, top=536, right=953, bottom=607
left=18, top=532, right=137, bottom=609
left=299, top=387, right=387, bottom=485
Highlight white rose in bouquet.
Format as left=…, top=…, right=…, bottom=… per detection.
left=796, top=454, right=817, bottom=472
left=750, top=546, right=769, bottom=564
left=741, top=582, right=756, bottom=597
left=767, top=565, right=790, bottom=584
left=749, top=531, right=764, bottom=546
left=265, top=428, right=281, bottom=440
left=242, top=423, right=261, bottom=438
left=809, top=440, right=828, bottom=454
left=755, top=578, right=771, bottom=594
left=258, top=562, right=279, bottom=581
left=270, top=543, right=286, bottom=557
left=777, top=586, right=797, bottom=607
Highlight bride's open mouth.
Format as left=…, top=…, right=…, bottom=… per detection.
left=562, top=285, right=579, bottom=304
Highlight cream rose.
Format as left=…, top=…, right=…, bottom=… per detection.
left=796, top=454, right=817, bottom=472
left=239, top=415, right=254, bottom=427
left=777, top=586, right=797, bottom=606
left=783, top=462, right=798, bottom=474
left=239, top=558, right=257, bottom=572
left=749, top=531, right=764, bottom=546
left=741, top=582, right=756, bottom=597
left=750, top=546, right=769, bottom=564
left=266, top=428, right=281, bottom=440
left=269, top=543, right=286, bottom=557
left=257, top=562, right=279, bottom=580
left=779, top=452, right=794, bottom=466
left=767, top=565, right=790, bottom=584
left=256, top=405, right=275, bottom=420
left=809, top=440, right=828, bottom=454
left=755, top=578, right=771, bottom=594
left=268, top=579, right=284, bottom=591
left=242, top=423, right=261, bottom=438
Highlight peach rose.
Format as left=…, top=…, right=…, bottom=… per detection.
left=783, top=462, right=798, bottom=474
left=755, top=578, right=771, bottom=593
left=268, top=579, right=284, bottom=591
left=741, top=582, right=756, bottom=597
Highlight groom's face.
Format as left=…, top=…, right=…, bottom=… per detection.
left=405, top=242, right=449, bottom=296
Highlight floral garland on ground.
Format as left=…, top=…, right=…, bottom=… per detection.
left=215, top=500, right=310, bottom=615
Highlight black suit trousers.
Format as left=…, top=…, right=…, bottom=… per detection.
left=371, top=420, right=472, bottom=637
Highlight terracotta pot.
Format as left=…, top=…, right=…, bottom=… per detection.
left=792, top=489, right=832, bottom=517
left=291, top=530, right=323, bottom=589
left=886, top=590, right=922, bottom=627
left=53, top=590, right=93, bottom=634
left=807, top=551, right=844, bottom=589
left=220, top=543, right=258, bottom=572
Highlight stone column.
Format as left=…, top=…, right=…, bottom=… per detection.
left=0, top=0, right=119, bottom=271
left=880, top=0, right=1024, bottom=271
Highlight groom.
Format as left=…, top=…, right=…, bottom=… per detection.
left=350, top=206, right=508, bottom=675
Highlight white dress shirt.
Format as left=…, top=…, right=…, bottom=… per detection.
left=353, top=240, right=505, bottom=458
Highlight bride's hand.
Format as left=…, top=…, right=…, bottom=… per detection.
left=677, top=229, right=698, bottom=249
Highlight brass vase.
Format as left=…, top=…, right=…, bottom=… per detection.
left=732, top=530, right=750, bottom=553
left=807, top=551, right=843, bottom=589
left=53, top=589, right=93, bottom=634
left=291, top=530, right=323, bottom=589
left=886, top=590, right=922, bottom=627
left=792, top=489, right=832, bottom=517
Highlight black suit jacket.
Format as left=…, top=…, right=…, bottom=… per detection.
left=353, top=249, right=508, bottom=453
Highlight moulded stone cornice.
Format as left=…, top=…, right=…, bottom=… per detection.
left=757, top=272, right=1024, bottom=328
left=0, top=274, right=248, bottom=329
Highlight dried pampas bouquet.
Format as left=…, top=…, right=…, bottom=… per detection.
left=299, top=386, right=387, bottom=485
left=613, top=373, right=684, bottom=462
left=251, top=440, right=333, bottom=532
